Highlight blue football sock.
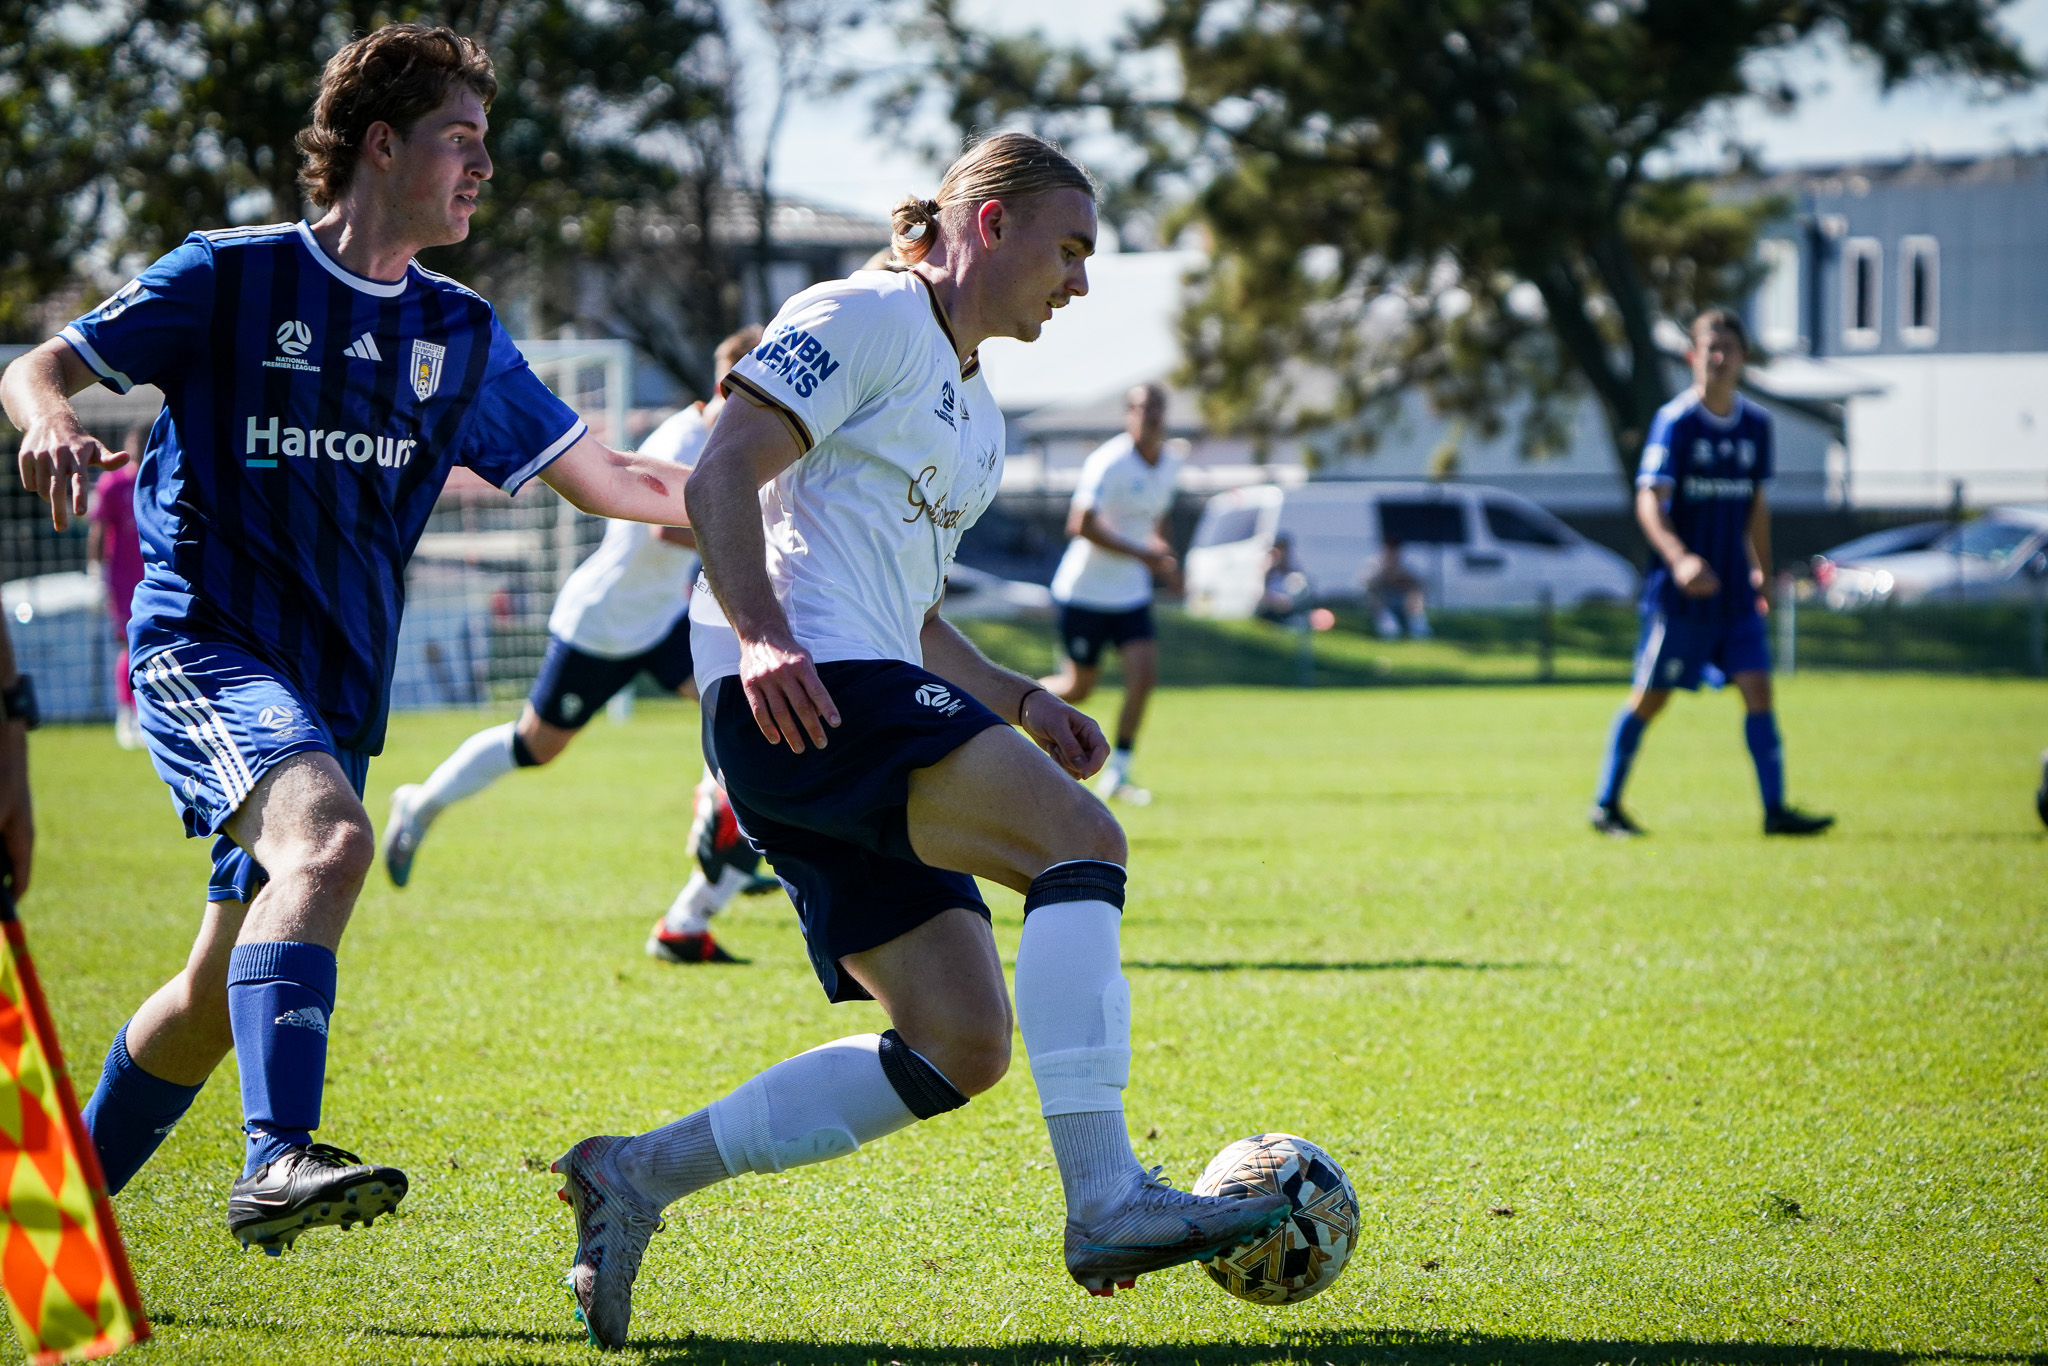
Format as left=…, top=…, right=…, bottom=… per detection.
left=1745, top=711, right=1785, bottom=812
left=1595, top=708, right=1648, bottom=808
left=226, top=942, right=336, bottom=1176
left=81, top=1023, right=205, bottom=1196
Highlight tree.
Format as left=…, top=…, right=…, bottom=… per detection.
left=2, top=0, right=743, bottom=396
left=898, top=0, right=2032, bottom=473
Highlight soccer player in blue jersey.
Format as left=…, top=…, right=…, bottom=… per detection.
left=1591, top=310, right=1833, bottom=838
left=1, top=24, right=696, bottom=1254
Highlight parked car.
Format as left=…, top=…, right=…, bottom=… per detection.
left=1811, top=520, right=1950, bottom=592
left=1821, top=505, right=2048, bottom=608
left=1185, top=481, right=1638, bottom=618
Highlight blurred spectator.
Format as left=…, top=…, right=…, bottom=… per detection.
left=85, top=427, right=144, bottom=748
left=1255, top=534, right=1314, bottom=624
left=1364, top=537, right=1431, bottom=639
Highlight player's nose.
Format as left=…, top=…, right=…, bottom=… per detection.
left=1066, top=262, right=1089, bottom=299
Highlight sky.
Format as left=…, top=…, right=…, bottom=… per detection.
left=737, top=0, right=2048, bottom=228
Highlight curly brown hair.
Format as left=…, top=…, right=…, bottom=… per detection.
left=296, top=24, right=498, bottom=210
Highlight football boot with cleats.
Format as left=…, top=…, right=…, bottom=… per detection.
left=227, top=1143, right=407, bottom=1255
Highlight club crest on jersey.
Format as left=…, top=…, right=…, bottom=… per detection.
left=412, top=340, right=447, bottom=400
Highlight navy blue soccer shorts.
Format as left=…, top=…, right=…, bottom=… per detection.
left=529, top=615, right=694, bottom=729
left=1632, top=603, right=1770, bottom=693
left=703, top=659, right=1005, bottom=1003
left=1057, top=602, right=1155, bottom=669
left=130, top=639, right=372, bottom=904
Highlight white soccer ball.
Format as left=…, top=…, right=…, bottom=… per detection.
left=1193, top=1132, right=1359, bottom=1305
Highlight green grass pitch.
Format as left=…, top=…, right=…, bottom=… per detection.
left=27, top=674, right=2048, bottom=1364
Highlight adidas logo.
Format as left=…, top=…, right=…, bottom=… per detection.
left=343, top=333, right=382, bottom=361
left=274, top=1007, right=329, bottom=1036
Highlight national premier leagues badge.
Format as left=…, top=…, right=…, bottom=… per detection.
left=411, top=340, right=446, bottom=400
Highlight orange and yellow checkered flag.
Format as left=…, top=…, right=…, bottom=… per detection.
left=0, top=875, right=148, bottom=1364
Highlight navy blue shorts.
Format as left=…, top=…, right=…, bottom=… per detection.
left=703, top=659, right=1005, bottom=1003
left=130, top=640, right=372, bottom=904
left=1633, top=603, right=1770, bottom=692
left=1058, top=602, right=1155, bottom=669
left=530, top=615, right=694, bottom=728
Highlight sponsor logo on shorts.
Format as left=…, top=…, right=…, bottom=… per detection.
left=1662, top=657, right=1685, bottom=684
left=256, top=705, right=295, bottom=732
left=559, top=693, right=585, bottom=722
left=274, top=1007, right=329, bottom=1036
left=914, top=683, right=965, bottom=716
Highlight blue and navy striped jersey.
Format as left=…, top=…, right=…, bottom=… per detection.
left=61, top=221, right=584, bottom=752
left=1636, top=390, right=1773, bottom=616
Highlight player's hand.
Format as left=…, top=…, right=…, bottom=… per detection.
left=1673, top=553, right=1720, bottom=598
left=1152, top=551, right=1183, bottom=596
left=17, top=416, right=128, bottom=533
left=1021, top=689, right=1110, bottom=780
left=737, top=631, right=839, bottom=754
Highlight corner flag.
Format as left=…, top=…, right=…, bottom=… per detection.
left=0, top=862, right=148, bottom=1363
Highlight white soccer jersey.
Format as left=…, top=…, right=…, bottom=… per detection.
left=1049, top=433, right=1185, bottom=611
left=690, top=270, right=1004, bottom=685
left=547, top=404, right=706, bottom=658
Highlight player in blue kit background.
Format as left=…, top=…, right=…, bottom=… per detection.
left=1590, top=310, right=1834, bottom=838
left=0, top=24, right=696, bottom=1255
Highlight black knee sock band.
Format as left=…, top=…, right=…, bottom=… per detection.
left=877, top=1029, right=968, bottom=1119
left=511, top=731, right=541, bottom=768
left=1022, top=859, right=1126, bottom=916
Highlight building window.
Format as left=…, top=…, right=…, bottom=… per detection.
left=1899, top=236, right=1938, bottom=347
left=1842, top=237, right=1881, bottom=349
left=1754, top=237, right=1801, bottom=353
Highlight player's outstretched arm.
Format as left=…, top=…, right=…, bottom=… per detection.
left=1, top=340, right=132, bottom=532
left=539, top=432, right=692, bottom=528
left=685, top=394, right=840, bottom=753
left=920, top=610, right=1109, bottom=780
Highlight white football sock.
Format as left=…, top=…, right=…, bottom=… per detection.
left=417, top=721, right=518, bottom=816
left=1014, top=888, right=1145, bottom=1221
left=1101, top=748, right=1132, bottom=789
left=660, top=866, right=751, bottom=936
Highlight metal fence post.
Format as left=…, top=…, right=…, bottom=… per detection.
left=1777, top=571, right=1796, bottom=677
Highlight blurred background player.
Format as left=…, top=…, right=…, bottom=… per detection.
left=1040, top=382, right=1183, bottom=804
left=1591, top=309, right=1834, bottom=839
left=2, top=22, right=694, bottom=1253
left=1363, top=536, right=1430, bottom=640
left=85, top=431, right=145, bottom=748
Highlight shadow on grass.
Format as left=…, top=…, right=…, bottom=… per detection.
left=157, top=1315, right=2048, bottom=1365
left=1125, top=958, right=1537, bottom=973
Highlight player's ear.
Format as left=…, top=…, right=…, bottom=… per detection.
left=975, top=199, right=1005, bottom=249
left=361, top=120, right=400, bottom=173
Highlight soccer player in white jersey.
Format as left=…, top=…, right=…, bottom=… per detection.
left=550, top=132, right=1288, bottom=1348
left=380, top=327, right=772, bottom=962
left=1043, top=381, right=1183, bottom=804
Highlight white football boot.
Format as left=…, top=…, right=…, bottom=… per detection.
left=1064, top=1165, right=1291, bottom=1295
left=380, top=784, right=432, bottom=888
left=554, top=1135, right=664, bottom=1350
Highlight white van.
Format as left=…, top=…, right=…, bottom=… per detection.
left=1185, top=481, right=1638, bottom=618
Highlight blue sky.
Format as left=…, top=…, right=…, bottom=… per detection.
left=741, top=0, right=2048, bottom=226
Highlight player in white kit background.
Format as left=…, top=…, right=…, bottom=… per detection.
left=1043, top=381, right=1184, bottom=804
left=549, top=132, right=1287, bottom=1349
left=381, top=328, right=775, bottom=964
